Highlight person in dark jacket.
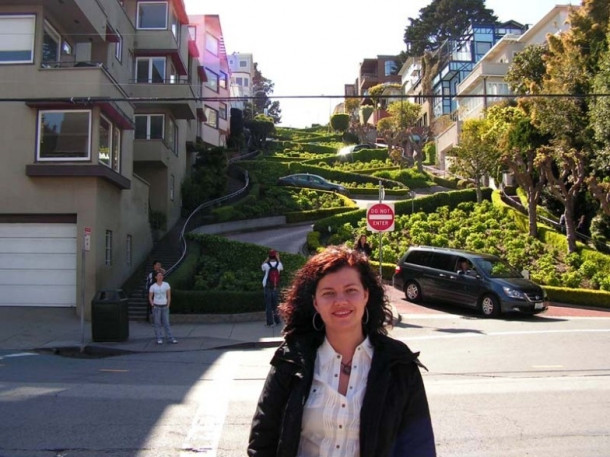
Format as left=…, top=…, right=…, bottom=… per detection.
left=248, top=245, right=436, bottom=457
left=354, top=234, right=373, bottom=257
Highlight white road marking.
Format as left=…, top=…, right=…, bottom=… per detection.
left=0, top=352, right=38, bottom=361
left=180, top=351, right=238, bottom=456
left=399, top=328, right=610, bottom=341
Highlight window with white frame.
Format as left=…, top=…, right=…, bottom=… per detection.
left=105, top=230, right=113, bottom=266
left=136, top=56, right=165, bottom=83
left=239, top=60, right=247, bottom=67
left=204, top=106, right=218, bottom=128
left=219, top=102, right=227, bottom=120
left=42, top=20, right=61, bottom=65
left=0, top=15, right=35, bottom=64
left=219, top=71, right=227, bottom=89
left=98, top=115, right=121, bottom=171
left=205, top=33, right=218, bottom=55
left=126, top=234, right=132, bottom=266
left=236, top=77, right=243, bottom=86
left=114, top=32, right=122, bottom=62
left=137, top=1, right=168, bottom=30
left=135, top=114, right=164, bottom=140
left=205, top=68, right=218, bottom=92
left=38, top=110, right=91, bottom=160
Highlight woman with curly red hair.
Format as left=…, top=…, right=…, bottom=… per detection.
left=248, top=245, right=436, bottom=457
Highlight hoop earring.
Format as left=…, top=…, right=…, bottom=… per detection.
left=362, top=307, right=369, bottom=325
left=312, top=312, right=325, bottom=331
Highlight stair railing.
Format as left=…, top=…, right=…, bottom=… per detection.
left=164, top=150, right=257, bottom=276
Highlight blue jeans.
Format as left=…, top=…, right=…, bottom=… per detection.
left=264, top=287, right=280, bottom=325
left=152, top=306, right=174, bottom=340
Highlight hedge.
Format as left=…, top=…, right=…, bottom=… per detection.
left=543, top=286, right=610, bottom=309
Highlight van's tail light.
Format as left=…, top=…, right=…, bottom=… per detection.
left=394, top=265, right=401, bottom=274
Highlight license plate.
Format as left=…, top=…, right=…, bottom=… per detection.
left=534, top=302, right=544, bottom=310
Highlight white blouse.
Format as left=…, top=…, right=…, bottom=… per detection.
left=297, top=336, right=374, bottom=457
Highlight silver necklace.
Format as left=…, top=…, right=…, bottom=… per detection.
left=340, top=359, right=352, bottom=375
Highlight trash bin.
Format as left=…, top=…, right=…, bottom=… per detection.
left=91, top=289, right=129, bottom=342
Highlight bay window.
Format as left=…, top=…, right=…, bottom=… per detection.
left=137, top=1, right=168, bottom=30
left=38, top=110, right=91, bottom=160
left=98, top=115, right=121, bottom=171
left=135, top=114, right=164, bottom=140
left=136, top=57, right=165, bottom=83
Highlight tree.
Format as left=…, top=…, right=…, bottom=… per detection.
left=403, top=0, right=497, bottom=59
left=449, top=118, right=499, bottom=203
left=588, top=24, right=610, bottom=216
left=526, top=0, right=609, bottom=253
left=375, top=100, right=428, bottom=171
left=505, top=44, right=548, bottom=95
left=487, top=104, right=548, bottom=238
left=248, top=63, right=282, bottom=124
left=245, top=114, right=275, bottom=150
left=330, top=114, right=349, bottom=133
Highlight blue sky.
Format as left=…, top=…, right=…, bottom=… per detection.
left=184, top=1, right=576, bottom=127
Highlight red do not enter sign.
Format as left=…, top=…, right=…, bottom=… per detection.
left=366, top=202, right=395, bottom=232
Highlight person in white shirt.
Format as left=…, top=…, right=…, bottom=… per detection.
left=248, top=245, right=436, bottom=457
left=148, top=271, right=177, bottom=345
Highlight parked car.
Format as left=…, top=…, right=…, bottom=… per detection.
left=392, top=246, right=548, bottom=317
left=276, top=173, right=348, bottom=195
left=352, top=143, right=377, bottom=152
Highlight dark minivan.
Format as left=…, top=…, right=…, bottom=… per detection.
left=392, top=246, right=548, bottom=317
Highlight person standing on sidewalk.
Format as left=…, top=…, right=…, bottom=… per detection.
left=149, top=271, right=177, bottom=345
left=262, top=250, right=283, bottom=327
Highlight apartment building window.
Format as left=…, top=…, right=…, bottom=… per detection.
left=135, top=114, right=164, bottom=140
left=42, top=20, right=61, bottom=65
left=115, top=32, right=122, bottom=62
left=219, top=71, right=228, bottom=89
left=105, top=230, right=113, bottom=266
left=219, top=102, right=227, bottom=120
left=205, top=68, right=219, bottom=92
left=98, top=115, right=121, bottom=171
left=126, top=235, right=132, bottom=266
left=137, top=1, right=168, bottom=30
left=384, top=60, right=397, bottom=76
left=170, top=13, right=179, bottom=39
left=112, top=124, right=121, bottom=171
left=188, top=25, right=196, bottom=41
left=136, top=57, right=165, bottom=83
left=0, top=15, right=35, bottom=64
left=239, top=60, right=247, bottom=67
left=205, top=33, right=218, bottom=55
left=170, top=174, right=175, bottom=201
left=167, top=117, right=178, bottom=154
left=244, top=78, right=249, bottom=87
left=204, top=106, right=218, bottom=129
left=236, top=77, right=243, bottom=86
left=38, top=110, right=91, bottom=161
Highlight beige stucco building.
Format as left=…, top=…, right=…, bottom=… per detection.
left=0, top=0, right=203, bottom=316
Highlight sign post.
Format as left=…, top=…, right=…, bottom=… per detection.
left=80, top=227, right=91, bottom=352
left=367, top=183, right=395, bottom=277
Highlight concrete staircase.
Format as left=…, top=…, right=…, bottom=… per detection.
left=124, top=219, right=185, bottom=321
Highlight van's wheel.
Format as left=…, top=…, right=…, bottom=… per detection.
left=404, top=281, right=422, bottom=303
left=480, top=294, right=500, bottom=317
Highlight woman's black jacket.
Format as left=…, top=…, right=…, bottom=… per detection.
left=248, top=331, right=436, bottom=457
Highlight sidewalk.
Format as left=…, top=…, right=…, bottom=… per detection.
left=0, top=307, right=284, bottom=355
left=0, top=285, right=407, bottom=355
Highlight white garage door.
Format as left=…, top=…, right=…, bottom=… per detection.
left=0, top=223, right=77, bottom=307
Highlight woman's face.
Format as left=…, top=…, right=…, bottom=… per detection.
left=313, top=266, right=369, bottom=336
